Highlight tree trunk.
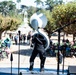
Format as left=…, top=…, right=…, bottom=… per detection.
left=63, top=32, right=65, bottom=39
left=0, top=32, right=2, bottom=39
left=73, top=34, right=75, bottom=42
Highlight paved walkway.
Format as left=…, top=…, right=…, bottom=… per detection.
left=0, top=43, right=76, bottom=75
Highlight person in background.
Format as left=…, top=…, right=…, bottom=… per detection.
left=4, top=37, right=11, bottom=58
left=4, top=37, right=11, bottom=48
left=14, top=35, right=18, bottom=45
left=27, top=31, right=32, bottom=45
left=23, top=34, right=26, bottom=43
left=59, top=51, right=63, bottom=64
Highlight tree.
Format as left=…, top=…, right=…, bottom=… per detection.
left=0, top=1, right=16, bottom=16
left=41, top=10, right=56, bottom=37
left=0, top=1, right=23, bottom=39
left=27, top=6, right=36, bottom=21
left=40, top=2, right=76, bottom=39
left=52, top=2, right=76, bottom=41
left=45, top=0, right=64, bottom=11
left=0, top=15, right=22, bottom=39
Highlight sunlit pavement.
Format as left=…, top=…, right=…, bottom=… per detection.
left=0, top=44, right=76, bottom=75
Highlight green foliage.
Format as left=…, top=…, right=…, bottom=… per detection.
left=0, top=1, right=16, bottom=16
left=27, top=6, right=36, bottom=21
left=0, top=15, right=21, bottom=31
left=0, top=0, right=23, bottom=35
left=42, top=10, right=56, bottom=36
left=41, top=2, right=76, bottom=37
left=0, top=1, right=23, bottom=39
left=45, top=0, right=64, bottom=11
left=52, top=2, right=76, bottom=34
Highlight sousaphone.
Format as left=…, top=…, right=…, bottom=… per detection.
left=30, top=12, right=50, bottom=51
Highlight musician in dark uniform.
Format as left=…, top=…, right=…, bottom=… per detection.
left=29, top=33, right=46, bottom=72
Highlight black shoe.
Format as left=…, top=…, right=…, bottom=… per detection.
left=29, top=66, right=33, bottom=71
left=29, top=62, right=34, bottom=71
left=29, top=68, right=33, bottom=71
left=40, top=68, right=44, bottom=72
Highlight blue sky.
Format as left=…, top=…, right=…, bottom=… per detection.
left=0, top=0, right=74, bottom=7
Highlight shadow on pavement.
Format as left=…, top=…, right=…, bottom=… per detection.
left=12, top=43, right=51, bottom=57
left=13, top=47, right=52, bottom=57
left=12, top=42, right=33, bottom=56
left=13, top=48, right=32, bottom=56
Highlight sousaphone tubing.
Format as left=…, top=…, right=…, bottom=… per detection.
left=30, top=12, right=50, bottom=50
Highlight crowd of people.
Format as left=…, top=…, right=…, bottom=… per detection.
left=13, top=31, right=76, bottom=59
left=46, top=38, right=76, bottom=58
left=14, top=31, right=32, bottom=45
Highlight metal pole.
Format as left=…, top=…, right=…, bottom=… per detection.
left=62, top=49, right=65, bottom=73
left=11, top=60, right=12, bottom=75
left=57, top=30, right=60, bottom=75
left=10, top=53, right=13, bottom=75
left=18, top=30, right=20, bottom=75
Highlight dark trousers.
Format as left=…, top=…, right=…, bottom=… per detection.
left=29, top=49, right=46, bottom=70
